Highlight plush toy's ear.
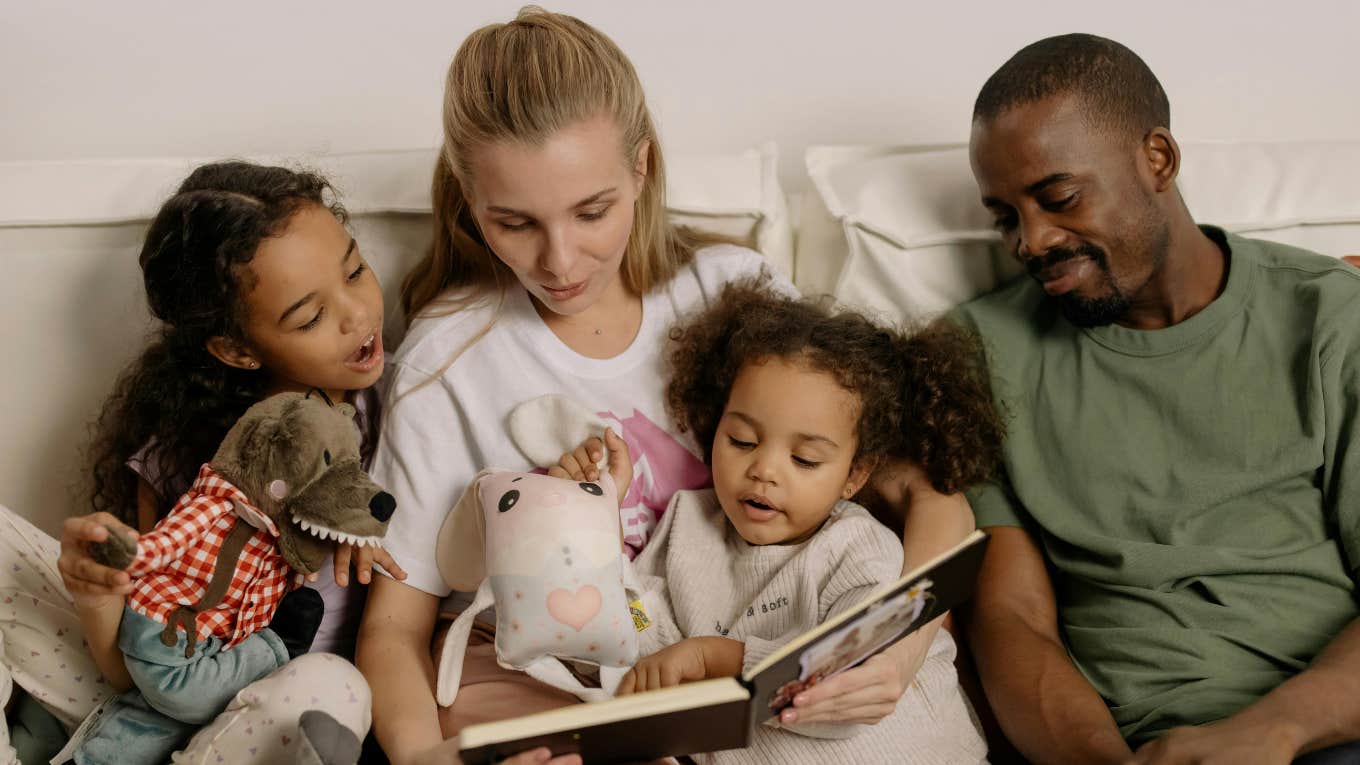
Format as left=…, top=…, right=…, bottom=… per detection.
left=436, top=469, right=493, bottom=592
left=509, top=394, right=613, bottom=469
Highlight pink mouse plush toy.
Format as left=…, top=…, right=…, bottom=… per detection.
left=433, top=468, right=641, bottom=706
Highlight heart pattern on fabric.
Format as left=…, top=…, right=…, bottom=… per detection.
left=546, top=585, right=602, bottom=631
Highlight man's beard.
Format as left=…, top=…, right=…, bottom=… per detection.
left=1027, top=242, right=1129, bottom=328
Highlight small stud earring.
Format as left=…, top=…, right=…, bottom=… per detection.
left=248, top=361, right=259, bottom=369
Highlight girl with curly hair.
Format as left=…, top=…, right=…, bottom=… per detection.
left=571, top=282, right=1003, bottom=764
left=1, top=161, right=411, bottom=765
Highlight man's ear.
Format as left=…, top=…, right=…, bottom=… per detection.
left=1142, top=127, right=1180, bottom=194
left=206, top=336, right=261, bottom=371
left=842, top=457, right=877, bottom=500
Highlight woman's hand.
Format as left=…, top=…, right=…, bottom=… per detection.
left=58, top=512, right=137, bottom=610
left=778, top=650, right=910, bottom=726
left=868, top=458, right=933, bottom=514
left=331, top=542, right=408, bottom=587
left=548, top=428, right=633, bottom=500
left=1343, top=255, right=1360, bottom=268
left=779, top=456, right=971, bottom=727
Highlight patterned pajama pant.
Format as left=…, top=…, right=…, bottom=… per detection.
left=0, top=505, right=371, bottom=764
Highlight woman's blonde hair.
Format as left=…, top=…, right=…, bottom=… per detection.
left=401, top=6, right=721, bottom=321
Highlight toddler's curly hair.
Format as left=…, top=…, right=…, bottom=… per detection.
left=666, top=281, right=1004, bottom=494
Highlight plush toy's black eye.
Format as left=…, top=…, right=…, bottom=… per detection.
left=498, top=489, right=520, bottom=513
left=579, top=482, right=603, bottom=496
left=322, top=449, right=332, bottom=466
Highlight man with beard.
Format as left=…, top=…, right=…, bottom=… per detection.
left=954, top=34, right=1360, bottom=765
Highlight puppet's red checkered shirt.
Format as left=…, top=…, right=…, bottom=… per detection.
left=126, top=464, right=300, bottom=647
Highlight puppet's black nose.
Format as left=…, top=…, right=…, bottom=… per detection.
left=369, top=491, right=396, bottom=523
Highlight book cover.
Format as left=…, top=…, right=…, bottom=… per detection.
left=454, top=530, right=990, bottom=764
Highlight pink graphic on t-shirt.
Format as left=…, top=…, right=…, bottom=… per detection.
left=600, top=408, right=711, bottom=556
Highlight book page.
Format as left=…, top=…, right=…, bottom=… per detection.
left=745, top=530, right=989, bottom=718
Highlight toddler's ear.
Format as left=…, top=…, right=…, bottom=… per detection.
left=436, top=469, right=493, bottom=591
left=842, top=458, right=876, bottom=500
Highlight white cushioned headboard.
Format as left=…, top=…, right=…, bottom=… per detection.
left=0, top=146, right=791, bottom=535
left=797, top=141, right=1360, bottom=324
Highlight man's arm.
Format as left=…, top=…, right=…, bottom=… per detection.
left=1128, top=618, right=1360, bottom=764
left=968, top=526, right=1132, bottom=765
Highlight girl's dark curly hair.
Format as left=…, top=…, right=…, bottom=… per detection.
left=85, top=161, right=369, bottom=527
left=666, top=281, right=1005, bottom=495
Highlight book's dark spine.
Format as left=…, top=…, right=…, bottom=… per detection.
left=461, top=697, right=752, bottom=765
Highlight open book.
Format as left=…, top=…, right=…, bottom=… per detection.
left=454, top=530, right=990, bottom=765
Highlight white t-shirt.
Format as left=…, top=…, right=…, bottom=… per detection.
left=373, top=245, right=791, bottom=599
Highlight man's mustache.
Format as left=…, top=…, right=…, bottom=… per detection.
left=1025, top=243, right=1108, bottom=277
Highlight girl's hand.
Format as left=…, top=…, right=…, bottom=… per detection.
left=778, top=650, right=908, bottom=726
left=548, top=428, right=633, bottom=501
left=330, top=543, right=408, bottom=587
left=58, top=512, right=137, bottom=610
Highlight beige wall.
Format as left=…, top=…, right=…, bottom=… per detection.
left=4, top=0, right=1359, bottom=187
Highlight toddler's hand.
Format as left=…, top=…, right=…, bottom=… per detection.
left=58, top=512, right=137, bottom=610
left=331, top=542, right=408, bottom=587
left=616, top=638, right=708, bottom=695
left=548, top=428, right=633, bottom=501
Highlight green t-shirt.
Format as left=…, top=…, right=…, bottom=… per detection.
left=955, top=228, right=1360, bottom=745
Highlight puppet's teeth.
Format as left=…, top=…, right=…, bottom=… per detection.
left=294, top=519, right=381, bottom=548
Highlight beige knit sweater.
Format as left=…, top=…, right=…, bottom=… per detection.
left=629, top=490, right=988, bottom=765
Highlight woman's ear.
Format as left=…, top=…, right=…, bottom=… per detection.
left=842, top=457, right=877, bottom=500
left=206, top=336, right=261, bottom=371
left=632, top=140, right=651, bottom=191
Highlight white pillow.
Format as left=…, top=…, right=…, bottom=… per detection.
left=798, top=141, right=1360, bottom=325
left=0, top=146, right=792, bottom=537
left=0, top=145, right=792, bottom=276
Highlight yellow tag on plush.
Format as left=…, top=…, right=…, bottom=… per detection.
left=629, top=599, right=651, bottom=632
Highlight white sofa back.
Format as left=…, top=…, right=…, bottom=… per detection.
left=0, top=147, right=791, bottom=536
left=797, top=141, right=1360, bottom=323
left=3, top=140, right=1357, bottom=536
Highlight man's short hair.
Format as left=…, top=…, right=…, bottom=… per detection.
left=973, top=33, right=1170, bottom=139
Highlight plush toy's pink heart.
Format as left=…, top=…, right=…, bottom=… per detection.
left=546, top=586, right=602, bottom=632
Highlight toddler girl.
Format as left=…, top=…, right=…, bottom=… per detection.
left=601, top=283, right=1002, bottom=764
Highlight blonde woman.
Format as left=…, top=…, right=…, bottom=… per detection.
left=357, top=8, right=973, bottom=764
